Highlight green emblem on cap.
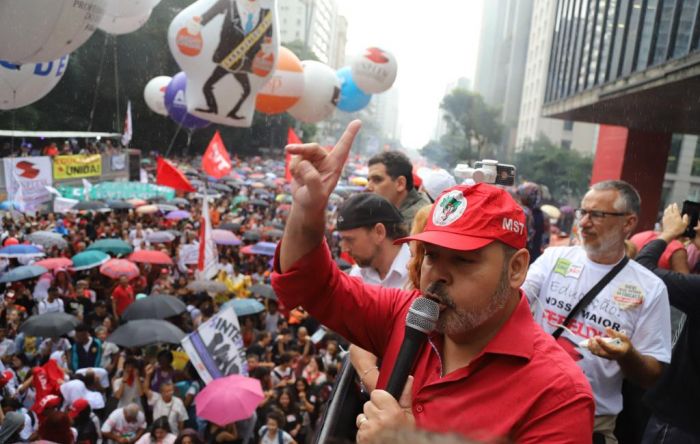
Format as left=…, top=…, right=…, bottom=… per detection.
left=433, top=190, right=467, bottom=226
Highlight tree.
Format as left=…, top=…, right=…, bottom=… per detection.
left=514, top=135, right=593, bottom=204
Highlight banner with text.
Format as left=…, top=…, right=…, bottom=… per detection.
left=53, top=154, right=102, bottom=180
left=181, top=307, right=247, bottom=384
left=3, top=157, right=52, bottom=211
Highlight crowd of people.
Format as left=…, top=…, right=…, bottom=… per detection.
left=0, top=123, right=696, bottom=444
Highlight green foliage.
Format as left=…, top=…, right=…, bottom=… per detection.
left=282, top=40, right=320, bottom=62
left=514, top=135, right=593, bottom=203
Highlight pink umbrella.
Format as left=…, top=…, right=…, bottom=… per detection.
left=195, top=375, right=263, bottom=426
left=34, top=258, right=72, bottom=271
left=99, top=259, right=139, bottom=280
left=212, top=229, right=241, bottom=246
left=128, top=250, right=173, bottom=265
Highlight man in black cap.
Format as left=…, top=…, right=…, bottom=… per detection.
left=337, top=193, right=413, bottom=395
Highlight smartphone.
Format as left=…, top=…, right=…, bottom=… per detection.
left=681, top=200, right=700, bottom=238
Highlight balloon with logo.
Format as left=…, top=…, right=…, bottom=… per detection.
left=164, top=72, right=211, bottom=129
left=287, top=61, right=340, bottom=123
left=351, top=47, right=398, bottom=94
left=143, top=76, right=172, bottom=116
left=99, top=8, right=153, bottom=35
left=0, top=56, right=70, bottom=110
left=336, top=66, right=371, bottom=113
left=0, top=0, right=106, bottom=64
left=167, top=0, right=280, bottom=128
left=255, top=46, right=304, bottom=115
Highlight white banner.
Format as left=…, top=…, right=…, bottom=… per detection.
left=181, top=307, right=247, bottom=384
left=196, top=193, right=218, bottom=280
left=3, top=157, right=52, bottom=211
left=111, top=154, right=126, bottom=171
left=54, top=197, right=78, bottom=213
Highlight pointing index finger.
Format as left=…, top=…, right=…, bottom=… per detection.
left=328, top=120, right=362, bottom=164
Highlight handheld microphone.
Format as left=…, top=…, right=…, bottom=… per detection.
left=385, top=296, right=439, bottom=399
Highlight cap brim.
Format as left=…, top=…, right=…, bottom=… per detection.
left=395, top=230, right=494, bottom=251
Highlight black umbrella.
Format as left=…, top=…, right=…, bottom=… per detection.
left=171, top=198, right=189, bottom=207
left=106, top=200, right=134, bottom=210
left=249, top=284, right=277, bottom=300
left=20, top=312, right=79, bottom=337
left=264, top=229, right=284, bottom=239
left=122, top=295, right=187, bottom=321
left=210, top=183, right=232, bottom=193
left=74, top=201, right=108, bottom=211
left=242, top=231, right=261, bottom=241
left=251, top=199, right=269, bottom=207
left=336, top=258, right=353, bottom=271
left=107, top=320, right=185, bottom=347
left=219, top=222, right=241, bottom=232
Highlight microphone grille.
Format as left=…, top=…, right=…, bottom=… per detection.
left=406, top=297, right=439, bottom=334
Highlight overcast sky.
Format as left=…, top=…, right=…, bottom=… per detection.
left=337, top=0, right=484, bottom=150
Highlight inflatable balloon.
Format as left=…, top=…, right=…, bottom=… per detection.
left=164, top=72, right=211, bottom=129
left=99, top=8, right=152, bottom=35
left=143, top=76, right=172, bottom=116
left=102, top=0, right=161, bottom=18
left=287, top=61, right=340, bottom=124
left=0, top=0, right=106, bottom=64
left=167, top=0, right=280, bottom=128
left=336, top=66, right=371, bottom=113
left=0, top=56, right=70, bottom=110
left=255, top=46, right=304, bottom=115
left=351, top=47, right=398, bottom=94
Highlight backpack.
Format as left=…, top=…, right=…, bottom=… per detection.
left=259, top=426, right=284, bottom=444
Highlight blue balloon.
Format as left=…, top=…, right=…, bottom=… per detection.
left=336, top=67, right=372, bottom=113
left=164, top=72, right=211, bottom=130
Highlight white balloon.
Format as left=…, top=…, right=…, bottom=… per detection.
left=143, top=75, right=172, bottom=116
left=351, top=47, right=398, bottom=94
left=287, top=61, right=340, bottom=123
left=103, top=0, right=161, bottom=18
left=99, top=8, right=152, bottom=35
left=0, top=0, right=106, bottom=64
left=0, top=55, right=70, bottom=110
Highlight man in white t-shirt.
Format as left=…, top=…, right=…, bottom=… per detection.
left=144, top=378, right=188, bottom=434
left=37, top=287, right=64, bottom=315
left=101, top=403, right=146, bottom=444
left=523, top=180, right=671, bottom=443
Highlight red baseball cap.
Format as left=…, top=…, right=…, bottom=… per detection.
left=68, top=398, right=90, bottom=419
left=396, top=183, right=527, bottom=250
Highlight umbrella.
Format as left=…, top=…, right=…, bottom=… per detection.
left=219, top=222, right=241, bottom=232
left=195, top=375, right=264, bottom=426
left=106, top=200, right=134, bottom=210
left=541, top=204, right=562, bottom=220
left=241, top=241, right=277, bottom=256
left=275, top=194, right=292, bottom=203
left=0, top=200, right=19, bottom=211
left=250, top=199, right=270, bottom=207
left=0, top=245, right=44, bottom=259
left=249, top=284, right=276, bottom=300
left=232, top=195, right=249, bottom=206
left=74, top=201, right=108, bottom=211
left=242, top=231, right=260, bottom=242
left=222, top=298, right=265, bottom=316
left=71, top=250, right=110, bottom=271
left=100, top=259, right=139, bottom=280
left=210, top=183, right=232, bottom=193
left=122, top=295, right=186, bottom=321
left=0, top=265, right=48, bottom=283
left=187, top=280, right=227, bottom=294
left=336, top=258, right=352, bottom=270
left=86, top=239, right=133, bottom=256
left=128, top=250, right=173, bottom=265
left=171, top=198, right=189, bottom=207
left=127, top=199, right=147, bottom=207
left=19, top=312, right=79, bottom=337
left=166, top=210, right=191, bottom=221
left=136, top=205, right=159, bottom=215
left=212, top=229, right=241, bottom=246
left=146, top=231, right=176, bottom=243
left=157, top=204, right=179, bottom=213
left=34, top=258, right=72, bottom=271
left=264, top=229, right=283, bottom=240
left=27, top=231, right=68, bottom=250
left=107, top=319, right=185, bottom=347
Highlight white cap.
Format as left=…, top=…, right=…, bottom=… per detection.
left=422, top=169, right=457, bottom=201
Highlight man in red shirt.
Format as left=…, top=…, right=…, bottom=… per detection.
left=111, top=275, right=134, bottom=320
left=272, top=121, right=594, bottom=443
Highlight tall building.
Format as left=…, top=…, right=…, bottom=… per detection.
left=541, top=0, right=700, bottom=230
left=433, top=77, right=471, bottom=141
left=474, top=0, right=534, bottom=153
left=516, top=0, right=597, bottom=155
left=374, top=86, right=400, bottom=141
left=277, top=0, right=346, bottom=68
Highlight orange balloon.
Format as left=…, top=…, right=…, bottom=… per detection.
left=255, top=46, right=305, bottom=115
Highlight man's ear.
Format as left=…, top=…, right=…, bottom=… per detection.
left=373, top=223, right=387, bottom=242
left=395, top=175, right=407, bottom=193
left=508, top=248, right=530, bottom=289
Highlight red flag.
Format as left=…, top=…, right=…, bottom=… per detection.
left=156, top=157, right=195, bottom=192
left=202, top=131, right=232, bottom=179
left=285, top=128, right=302, bottom=183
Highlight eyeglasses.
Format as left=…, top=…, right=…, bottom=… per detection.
left=575, top=208, right=630, bottom=221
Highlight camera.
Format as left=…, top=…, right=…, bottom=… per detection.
left=453, top=160, right=517, bottom=186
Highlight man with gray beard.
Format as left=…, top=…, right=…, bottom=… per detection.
left=272, top=120, right=593, bottom=443
left=523, top=180, right=671, bottom=444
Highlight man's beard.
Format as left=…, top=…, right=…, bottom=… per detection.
left=580, top=224, right=624, bottom=259
left=428, top=262, right=511, bottom=337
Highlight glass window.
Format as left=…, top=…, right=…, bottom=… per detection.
left=579, top=0, right=598, bottom=88
left=597, top=0, right=618, bottom=84
left=653, top=0, right=677, bottom=64
left=621, top=0, right=644, bottom=75
left=692, top=136, right=700, bottom=176
left=608, top=0, right=630, bottom=80
left=564, top=120, right=575, bottom=130
left=667, top=134, right=683, bottom=173
left=673, top=0, right=699, bottom=58
left=562, top=140, right=573, bottom=150
left=589, top=0, right=609, bottom=85
left=637, top=0, right=660, bottom=70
